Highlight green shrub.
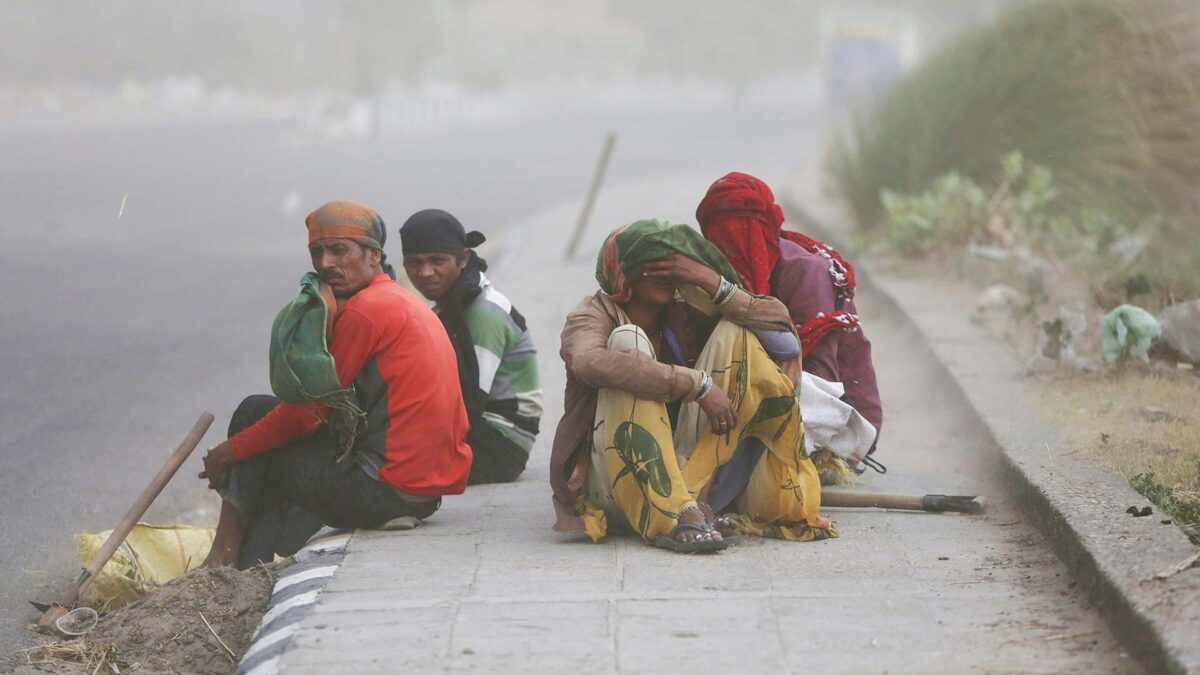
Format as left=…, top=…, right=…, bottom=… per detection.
left=828, top=0, right=1200, bottom=298
left=880, top=172, right=985, bottom=255
left=879, top=151, right=1180, bottom=307
left=880, top=151, right=1068, bottom=253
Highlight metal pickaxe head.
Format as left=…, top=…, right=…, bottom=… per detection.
left=922, top=494, right=986, bottom=514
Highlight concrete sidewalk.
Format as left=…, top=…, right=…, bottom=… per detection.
left=268, top=171, right=1138, bottom=674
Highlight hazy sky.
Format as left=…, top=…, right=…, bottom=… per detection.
left=0, top=0, right=996, bottom=92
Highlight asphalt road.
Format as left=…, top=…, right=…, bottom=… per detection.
left=0, top=97, right=822, bottom=657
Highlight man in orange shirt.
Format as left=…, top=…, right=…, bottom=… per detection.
left=199, top=201, right=472, bottom=569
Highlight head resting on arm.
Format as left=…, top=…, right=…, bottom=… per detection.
left=595, top=219, right=741, bottom=307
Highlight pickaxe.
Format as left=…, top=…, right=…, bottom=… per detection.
left=32, top=412, right=213, bottom=634
left=822, top=490, right=986, bottom=514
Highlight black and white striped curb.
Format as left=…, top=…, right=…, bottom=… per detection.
left=235, top=528, right=353, bottom=675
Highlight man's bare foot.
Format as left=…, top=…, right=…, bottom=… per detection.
left=199, top=542, right=239, bottom=569
left=201, top=500, right=245, bottom=568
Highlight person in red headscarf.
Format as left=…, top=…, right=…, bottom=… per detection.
left=697, top=172, right=884, bottom=469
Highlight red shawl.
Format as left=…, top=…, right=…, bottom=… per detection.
left=697, top=171, right=860, bottom=356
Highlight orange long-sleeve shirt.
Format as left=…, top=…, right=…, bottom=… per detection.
left=230, top=274, right=472, bottom=496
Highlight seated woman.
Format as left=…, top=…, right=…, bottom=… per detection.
left=697, top=172, right=884, bottom=473
left=549, top=219, right=836, bottom=553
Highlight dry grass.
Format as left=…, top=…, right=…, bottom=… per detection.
left=1031, top=366, right=1200, bottom=534
left=18, top=639, right=113, bottom=673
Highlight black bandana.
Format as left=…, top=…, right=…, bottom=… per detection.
left=399, top=209, right=490, bottom=431
left=399, top=209, right=486, bottom=255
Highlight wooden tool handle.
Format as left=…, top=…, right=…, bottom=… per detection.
left=81, top=412, right=214, bottom=581
left=822, top=491, right=925, bottom=510
left=822, top=490, right=985, bottom=514
left=40, top=412, right=214, bottom=628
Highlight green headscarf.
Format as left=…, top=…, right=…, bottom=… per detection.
left=595, top=219, right=742, bottom=304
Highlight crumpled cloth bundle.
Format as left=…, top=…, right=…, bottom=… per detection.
left=1100, top=304, right=1161, bottom=364
left=799, top=371, right=878, bottom=462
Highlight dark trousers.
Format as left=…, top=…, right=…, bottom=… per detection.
left=466, top=421, right=530, bottom=485
left=222, top=395, right=440, bottom=569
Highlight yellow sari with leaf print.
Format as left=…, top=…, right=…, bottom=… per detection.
left=582, top=321, right=835, bottom=543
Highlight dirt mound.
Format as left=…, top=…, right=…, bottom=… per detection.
left=17, top=565, right=276, bottom=674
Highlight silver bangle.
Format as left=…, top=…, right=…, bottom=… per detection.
left=695, top=372, right=713, bottom=401
left=710, top=278, right=728, bottom=301
left=713, top=278, right=736, bottom=306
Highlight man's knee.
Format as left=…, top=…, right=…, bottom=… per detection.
left=228, top=395, right=281, bottom=437
left=468, top=462, right=524, bottom=485
left=608, top=324, right=655, bottom=357
left=488, top=454, right=527, bottom=484
left=466, top=435, right=529, bottom=485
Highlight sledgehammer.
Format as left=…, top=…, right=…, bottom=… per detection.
left=822, top=490, right=986, bottom=514
left=33, top=412, right=214, bottom=634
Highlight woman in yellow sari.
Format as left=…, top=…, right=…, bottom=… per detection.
left=549, top=220, right=836, bottom=553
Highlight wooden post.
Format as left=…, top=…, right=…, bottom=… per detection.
left=565, top=132, right=618, bottom=260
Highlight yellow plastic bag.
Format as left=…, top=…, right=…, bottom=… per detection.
left=76, top=524, right=215, bottom=610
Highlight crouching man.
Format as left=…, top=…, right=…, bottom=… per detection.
left=199, top=200, right=472, bottom=569
left=399, top=209, right=543, bottom=484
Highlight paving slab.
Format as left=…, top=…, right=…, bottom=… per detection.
left=272, top=170, right=1141, bottom=674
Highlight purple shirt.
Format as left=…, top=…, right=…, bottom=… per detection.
left=771, top=239, right=883, bottom=449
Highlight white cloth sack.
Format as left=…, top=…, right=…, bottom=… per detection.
left=799, top=372, right=877, bottom=462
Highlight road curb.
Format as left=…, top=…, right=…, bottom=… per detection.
left=782, top=182, right=1200, bottom=674
left=235, top=529, right=353, bottom=675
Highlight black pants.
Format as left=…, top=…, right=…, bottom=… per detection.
left=466, top=420, right=530, bottom=485
left=222, top=395, right=440, bottom=569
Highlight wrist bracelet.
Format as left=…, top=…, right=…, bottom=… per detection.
left=695, top=372, right=713, bottom=401
left=713, top=278, right=735, bottom=306
left=711, top=277, right=730, bottom=302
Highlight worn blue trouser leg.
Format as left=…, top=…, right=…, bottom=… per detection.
left=705, top=437, right=767, bottom=513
